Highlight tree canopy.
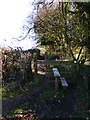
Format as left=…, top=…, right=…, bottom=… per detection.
left=34, top=1, right=90, bottom=62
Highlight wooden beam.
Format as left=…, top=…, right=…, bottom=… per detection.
left=60, top=77, right=68, bottom=88
left=52, top=68, right=61, bottom=77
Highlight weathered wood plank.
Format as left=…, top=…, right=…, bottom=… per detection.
left=52, top=68, right=58, bottom=71
left=52, top=68, right=68, bottom=91
left=52, top=68, right=61, bottom=77
left=60, top=77, right=68, bottom=87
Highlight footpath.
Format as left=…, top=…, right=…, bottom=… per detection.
left=2, top=74, right=46, bottom=118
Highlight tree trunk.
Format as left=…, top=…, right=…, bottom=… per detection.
left=76, top=46, right=83, bottom=61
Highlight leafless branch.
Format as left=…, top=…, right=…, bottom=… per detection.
left=13, top=27, right=34, bottom=41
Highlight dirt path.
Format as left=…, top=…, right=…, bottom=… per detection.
left=2, top=74, right=46, bottom=116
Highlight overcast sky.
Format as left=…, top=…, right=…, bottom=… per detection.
left=0, top=0, right=37, bottom=50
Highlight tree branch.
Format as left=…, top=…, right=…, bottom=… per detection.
left=76, top=46, right=83, bottom=61
left=13, top=27, right=33, bottom=41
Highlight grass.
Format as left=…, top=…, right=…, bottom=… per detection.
left=2, top=73, right=42, bottom=117
left=44, top=60, right=89, bottom=118
left=72, top=64, right=89, bottom=118
left=34, top=74, right=41, bottom=86
left=45, top=60, right=79, bottom=83
left=8, top=82, right=72, bottom=117
left=38, top=82, right=74, bottom=102
left=2, top=60, right=90, bottom=118
left=39, top=84, right=58, bottom=101
left=73, top=80, right=88, bottom=118
left=2, top=80, right=37, bottom=100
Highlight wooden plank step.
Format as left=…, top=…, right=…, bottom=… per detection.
left=52, top=68, right=58, bottom=71
left=53, top=71, right=61, bottom=77
left=52, top=68, right=61, bottom=77
left=60, top=77, right=68, bottom=87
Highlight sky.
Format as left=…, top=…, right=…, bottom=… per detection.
left=0, top=0, right=37, bottom=50
left=0, top=0, right=88, bottom=50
